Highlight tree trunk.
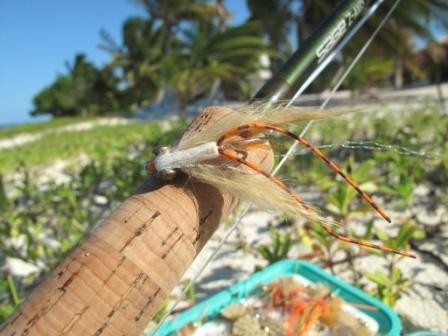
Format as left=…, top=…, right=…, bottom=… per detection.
left=0, top=106, right=274, bottom=336
left=394, top=52, right=404, bottom=88
left=435, top=66, right=447, bottom=114
left=206, top=78, right=221, bottom=105
left=179, top=102, right=188, bottom=120
left=162, top=21, right=173, bottom=57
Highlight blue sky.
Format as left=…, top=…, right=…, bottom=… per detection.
left=0, top=1, right=249, bottom=125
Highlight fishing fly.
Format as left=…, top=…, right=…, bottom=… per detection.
left=146, top=104, right=415, bottom=258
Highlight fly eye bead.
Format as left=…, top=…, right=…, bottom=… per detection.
left=157, top=168, right=177, bottom=181
left=153, top=145, right=172, bottom=156
left=148, top=146, right=178, bottom=180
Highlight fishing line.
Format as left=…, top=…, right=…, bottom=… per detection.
left=292, top=140, right=435, bottom=158
left=150, top=0, right=401, bottom=332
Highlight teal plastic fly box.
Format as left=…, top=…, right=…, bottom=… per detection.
left=153, top=259, right=401, bottom=336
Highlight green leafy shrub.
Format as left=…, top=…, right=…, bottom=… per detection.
left=257, top=228, right=294, bottom=265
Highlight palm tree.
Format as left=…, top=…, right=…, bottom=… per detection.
left=101, top=1, right=241, bottom=114
left=373, top=0, right=448, bottom=87
left=100, top=17, right=167, bottom=110
left=246, top=0, right=294, bottom=71
left=216, top=0, right=232, bottom=32
left=131, top=0, right=219, bottom=55
left=172, top=21, right=270, bottom=117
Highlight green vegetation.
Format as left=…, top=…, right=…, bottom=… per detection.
left=31, top=54, right=124, bottom=117
left=0, top=120, right=184, bottom=174
left=257, top=229, right=294, bottom=265
left=29, top=0, right=448, bottom=118
left=365, top=221, right=425, bottom=306
left=32, top=1, right=271, bottom=118
left=0, top=116, right=96, bottom=139
left=1, top=103, right=445, bottom=324
left=253, top=103, right=446, bottom=307
left=0, top=121, right=182, bottom=323
left=2, top=0, right=448, bottom=327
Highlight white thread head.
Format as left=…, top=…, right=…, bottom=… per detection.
left=154, top=142, right=219, bottom=172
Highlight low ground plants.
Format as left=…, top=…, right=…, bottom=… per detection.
left=0, top=116, right=97, bottom=139
left=0, top=120, right=183, bottom=323
left=0, top=102, right=446, bottom=323
left=257, top=228, right=295, bottom=265
left=0, top=119, right=185, bottom=174
left=255, top=102, right=445, bottom=307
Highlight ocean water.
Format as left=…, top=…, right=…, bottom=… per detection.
left=0, top=115, right=50, bottom=129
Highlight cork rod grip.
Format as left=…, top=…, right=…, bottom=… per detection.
left=0, top=107, right=273, bottom=336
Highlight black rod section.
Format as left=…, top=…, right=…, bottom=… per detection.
left=252, top=0, right=369, bottom=104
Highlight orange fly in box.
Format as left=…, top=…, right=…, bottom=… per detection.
left=151, top=259, right=402, bottom=336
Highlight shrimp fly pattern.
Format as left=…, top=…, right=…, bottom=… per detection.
left=146, top=104, right=415, bottom=258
